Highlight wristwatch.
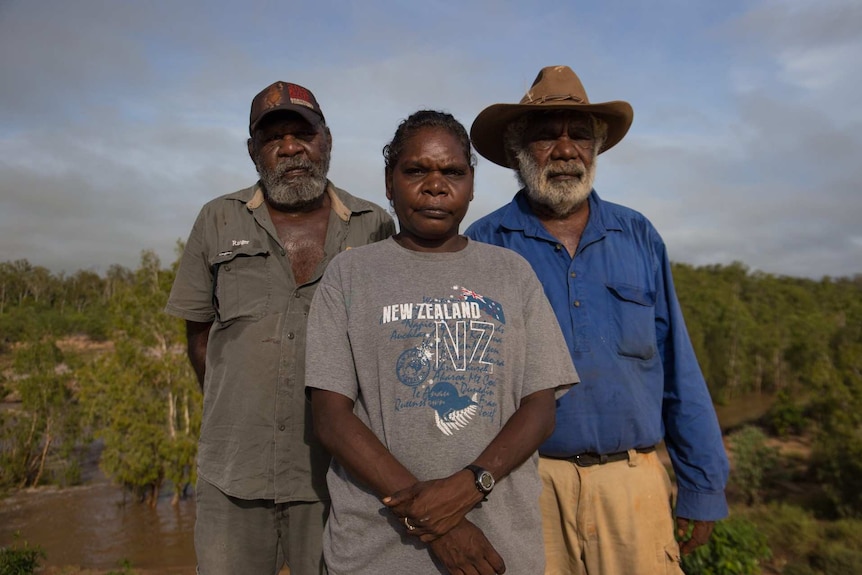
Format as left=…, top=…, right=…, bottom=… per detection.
left=465, top=464, right=495, bottom=499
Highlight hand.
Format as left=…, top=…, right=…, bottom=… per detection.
left=676, top=517, right=715, bottom=555
left=429, top=519, right=506, bottom=575
left=384, top=471, right=483, bottom=542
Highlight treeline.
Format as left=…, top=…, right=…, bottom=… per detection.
left=1, top=256, right=861, bottom=516
left=0, top=251, right=199, bottom=505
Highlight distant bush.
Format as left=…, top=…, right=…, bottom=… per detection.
left=745, top=503, right=819, bottom=560
left=812, top=426, right=862, bottom=518
left=809, top=542, right=862, bottom=575
left=0, top=535, right=45, bottom=575
left=729, top=426, right=779, bottom=505
left=765, top=391, right=809, bottom=436
left=681, top=516, right=771, bottom=575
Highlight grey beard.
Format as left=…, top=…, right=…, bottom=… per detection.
left=516, top=149, right=596, bottom=217
left=258, top=153, right=331, bottom=210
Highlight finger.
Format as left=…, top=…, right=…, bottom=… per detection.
left=691, top=522, right=713, bottom=547
left=383, top=494, right=408, bottom=508
left=487, top=549, right=506, bottom=574
left=475, top=557, right=503, bottom=575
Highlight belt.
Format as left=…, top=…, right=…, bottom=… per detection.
left=546, top=446, right=656, bottom=467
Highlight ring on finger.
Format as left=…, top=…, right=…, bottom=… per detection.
left=403, top=517, right=416, bottom=531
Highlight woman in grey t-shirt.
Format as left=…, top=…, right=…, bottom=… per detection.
left=305, top=110, right=577, bottom=575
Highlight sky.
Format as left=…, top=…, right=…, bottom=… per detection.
left=1, top=0, right=860, bottom=280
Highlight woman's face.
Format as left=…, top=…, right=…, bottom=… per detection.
left=386, top=126, right=474, bottom=252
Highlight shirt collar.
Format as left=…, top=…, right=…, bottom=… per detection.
left=244, top=180, right=354, bottom=222
left=500, top=189, right=621, bottom=237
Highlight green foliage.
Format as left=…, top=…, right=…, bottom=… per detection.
left=681, top=516, right=771, bottom=575
left=744, top=503, right=820, bottom=561
left=76, top=251, right=201, bottom=504
left=809, top=543, right=862, bottom=575
left=765, top=391, right=809, bottom=437
left=811, top=425, right=862, bottom=518
left=737, top=503, right=862, bottom=575
left=729, top=426, right=779, bottom=506
left=0, top=338, right=84, bottom=490
left=0, top=535, right=45, bottom=575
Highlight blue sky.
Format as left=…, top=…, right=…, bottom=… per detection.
left=1, top=0, right=860, bottom=279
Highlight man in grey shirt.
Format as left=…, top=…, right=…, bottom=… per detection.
left=165, top=80, right=394, bottom=575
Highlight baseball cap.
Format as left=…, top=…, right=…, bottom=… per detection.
left=249, top=81, right=325, bottom=135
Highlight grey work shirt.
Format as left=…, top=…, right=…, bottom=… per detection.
left=165, top=181, right=395, bottom=502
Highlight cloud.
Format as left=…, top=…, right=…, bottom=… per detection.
left=0, top=0, right=859, bottom=279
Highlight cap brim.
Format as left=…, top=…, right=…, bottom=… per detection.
left=470, top=101, right=633, bottom=168
left=249, top=104, right=324, bottom=135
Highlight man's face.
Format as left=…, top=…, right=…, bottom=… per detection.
left=515, top=111, right=598, bottom=217
left=249, top=112, right=332, bottom=211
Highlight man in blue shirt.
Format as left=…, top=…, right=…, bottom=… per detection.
left=466, top=65, right=729, bottom=575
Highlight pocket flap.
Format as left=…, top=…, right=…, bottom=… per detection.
left=606, top=283, right=656, bottom=307
left=210, top=245, right=270, bottom=266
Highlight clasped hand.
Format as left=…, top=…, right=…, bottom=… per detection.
left=383, top=471, right=484, bottom=542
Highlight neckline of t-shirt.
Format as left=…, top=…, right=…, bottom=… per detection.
left=384, top=236, right=475, bottom=261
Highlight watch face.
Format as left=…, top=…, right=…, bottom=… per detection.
left=478, top=471, right=494, bottom=491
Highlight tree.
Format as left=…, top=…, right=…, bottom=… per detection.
left=78, top=251, right=200, bottom=505
left=0, top=338, right=81, bottom=490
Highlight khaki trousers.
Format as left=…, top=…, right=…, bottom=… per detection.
left=539, top=451, right=684, bottom=575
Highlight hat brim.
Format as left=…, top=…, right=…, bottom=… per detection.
left=470, top=101, right=633, bottom=168
left=249, top=104, right=324, bottom=135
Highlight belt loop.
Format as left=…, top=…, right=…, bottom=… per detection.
left=626, top=448, right=638, bottom=467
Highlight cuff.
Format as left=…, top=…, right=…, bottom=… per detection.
left=675, top=486, right=729, bottom=521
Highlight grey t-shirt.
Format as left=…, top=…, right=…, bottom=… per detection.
left=306, top=238, right=578, bottom=574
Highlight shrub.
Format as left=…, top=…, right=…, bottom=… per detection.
left=743, top=503, right=819, bottom=561
left=729, top=426, right=779, bottom=505
left=812, top=426, right=862, bottom=518
left=809, top=542, right=862, bottom=575
left=681, top=516, right=771, bottom=575
left=765, top=391, right=809, bottom=436
left=0, top=536, right=45, bottom=575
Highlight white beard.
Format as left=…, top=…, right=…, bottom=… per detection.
left=516, top=149, right=596, bottom=217
left=258, top=152, right=330, bottom=210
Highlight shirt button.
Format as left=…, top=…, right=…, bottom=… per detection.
left=555, top=244, right=562, bottom=251
left=294, top=291, right=301, bottom=298
left=573, top=300, right=581, bottom=307
left=287, top=332, right=295, bottom=339
left=570, top=272, right=577, bottom=278
left=224, top=265, right=231, bottom=272
left=279, top=424, right=286, bottom=431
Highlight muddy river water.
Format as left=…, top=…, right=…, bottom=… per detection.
left=0, top=472, right=195, bottom=572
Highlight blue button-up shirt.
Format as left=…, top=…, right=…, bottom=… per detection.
left=466, top=190, right=729, bottom=520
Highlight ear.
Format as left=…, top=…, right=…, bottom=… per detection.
left=469, top=166, right=475, bottom=201
left=247, top=138, right=255, bottom=162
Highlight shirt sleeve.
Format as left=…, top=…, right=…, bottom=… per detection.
left=165, top=207, right=217, bottom=323
left=656, top=239, right=730, bottom=521
left=305, top=258, right=360, bottom=400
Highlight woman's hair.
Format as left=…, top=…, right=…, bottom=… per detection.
left=383, top=110, right=476, bottom=171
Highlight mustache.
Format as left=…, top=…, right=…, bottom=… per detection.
left=271, top=157, right=316, bottom=176
left=543, top=160, right=586, bottom=179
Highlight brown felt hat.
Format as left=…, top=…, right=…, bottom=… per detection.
left=249, top=81, right=325, bottom=135
left=471, top=65, right=634, bottom=168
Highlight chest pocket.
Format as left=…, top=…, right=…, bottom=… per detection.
left=210, top=246, right=271, bottom=324
left=606, top=282, right=657, bottom=360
